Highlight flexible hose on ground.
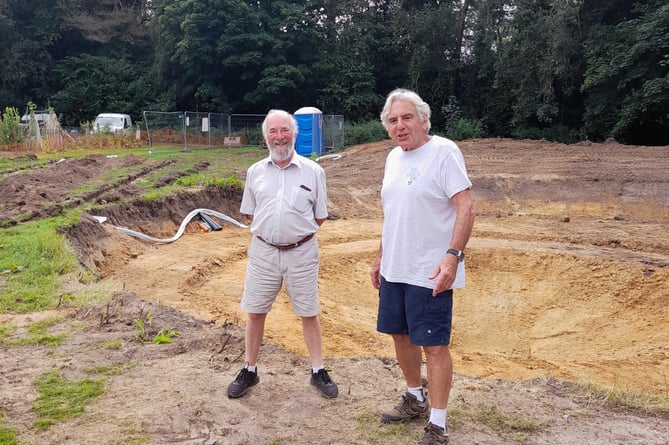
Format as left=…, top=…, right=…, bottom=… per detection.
left=94, top=208, right=247, bottom=244
left=315, top=154, right=342, bottom=162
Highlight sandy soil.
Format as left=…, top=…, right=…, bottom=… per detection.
left=1, top=138, right=668, bottom=444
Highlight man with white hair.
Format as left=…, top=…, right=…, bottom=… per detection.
left=371, top=89, right=475, bottom=444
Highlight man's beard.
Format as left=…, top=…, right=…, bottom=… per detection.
left=269, top=144, right=294, bottom=163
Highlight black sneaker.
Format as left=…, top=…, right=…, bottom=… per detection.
left=310, top=369, right=339, bottom=399
left=227, top=367, right=259, bottom=398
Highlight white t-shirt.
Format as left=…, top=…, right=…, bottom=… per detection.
left=241, top=153, right=328, bottom=244
left=380, top=135, right=472, bottom=290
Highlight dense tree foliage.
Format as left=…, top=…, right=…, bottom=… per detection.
left=0, top=0, right=666, bottom=144
left=582, top=0, right=669, bottom=145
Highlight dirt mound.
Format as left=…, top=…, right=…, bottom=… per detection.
left=0, top=154, right=168, bottom=225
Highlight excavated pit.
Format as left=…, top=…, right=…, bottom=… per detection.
left=59, top=139, right=669, bottom=395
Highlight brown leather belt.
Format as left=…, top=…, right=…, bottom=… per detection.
left=256, top=233, right=314, bottom=250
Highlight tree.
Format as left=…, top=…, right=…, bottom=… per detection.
left=66, top=0, right=151, bottom=48
left=152, top=0, right=333, bottom=113
left=461, top=0, right=513, bottom=136
left=242, top=0, right=328, bottom=112
left=313, top=0, right=384, bottom=120
left=2, top=0, right=667, bottom=144
left=493, top=0, right=585, bottom=141
left=50, top=55, right=140, bottom=125
left=0, top=0, right=73, bottom=111
left=398, top=3, right=460, bottom=129
left=582, top=1, right=669, bottom=144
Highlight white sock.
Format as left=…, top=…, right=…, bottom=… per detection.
left=429, top=408, right=447, bottom=430
left=312, top=365, right=324, bottom=374
left=245, top=364, right=257, bottom=373
left=408, top=386, right=425, bottom=402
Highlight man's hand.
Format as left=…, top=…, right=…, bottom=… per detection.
left=370, top=260, right=381, bottom=290
left=370, top=242, right=383, bottom=290
left=427, top=255, right=458, bottom=296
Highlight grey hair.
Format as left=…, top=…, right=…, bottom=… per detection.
left=380, top=88, right=431, bottom=132
left=262, top=109, right=298, bottom=139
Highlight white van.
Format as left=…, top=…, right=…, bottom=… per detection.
left=92, top=113, right=132, bottom=134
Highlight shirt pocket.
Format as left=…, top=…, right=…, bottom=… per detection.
left=289, top=186, right=313, bottom=213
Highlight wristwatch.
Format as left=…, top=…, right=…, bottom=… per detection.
left=446, top=249, right=465, bottom=262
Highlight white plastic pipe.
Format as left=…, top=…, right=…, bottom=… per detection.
left=94, top=208, right=247, bottom=244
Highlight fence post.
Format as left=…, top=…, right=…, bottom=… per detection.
left=182, top=112, right=189, bottom=152
left=143, top=111, right=152, bottom=149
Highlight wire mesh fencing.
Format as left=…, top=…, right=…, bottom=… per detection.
left=143, top=111, right=344, bottom=153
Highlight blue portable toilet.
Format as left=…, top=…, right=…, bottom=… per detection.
left=294, top=107, right=325, bottom=156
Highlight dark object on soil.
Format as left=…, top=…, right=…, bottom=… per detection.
left=199, top=212, right=222, bottom=231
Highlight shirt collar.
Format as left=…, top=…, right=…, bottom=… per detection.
left=264, top=152, right=302, bottom=169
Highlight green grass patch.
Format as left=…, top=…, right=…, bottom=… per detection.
left=0, top=426, right=19, bottom=445
left=0, top=425, right=19, bottom=445
left=0, top=155, right=50, bottom=181
left=0, top=219, right=79, bottom=314
left=78, top=146, right=263, bottom=202
left=96, top=340, right=123, bottom=349
left=0, top=325, right=17, bottom=345
left=174, top=174, right=244, bottom=188
left=32, top=370, right=104, bottom=428
left=444, top=405, right=466, bottom=430
left=473, top=405, right=538, bottom=432
left=575, top=379, right=669, bottom=416
left=0, top=412, right=19, bottom=445
left=18, top=316, right=67, bottom=346
left=447, top=403, right=540, bottom=440
left=70, top=163, right=149, bottom=198
left=0, top=316, right=67, bottom=347
left=139, top=147, right=259, bottom=200
left=86, top=362, right=134, bottom=376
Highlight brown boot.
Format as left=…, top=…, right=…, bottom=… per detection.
left=417, top=422, right=450, bottom=445
left=381, top=390, right=429, bottom=423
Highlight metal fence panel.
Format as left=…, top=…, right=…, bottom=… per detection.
left=229, top=114, right=265, bottom=146
left=323, top=115, right=345, bottom=152
left=183, top=111, right=232, bottom=149
left=143, top=111, right=184, bottom=149
left=143, top=111, right=344, bottom=153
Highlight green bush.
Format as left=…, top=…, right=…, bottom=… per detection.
left=344, top=120, right=388, bottom=145
left=446, top=118, right=486, bottom=141
left=0, top=107, right=23, bottom=145
left=511, top=125, right=582, bottom=143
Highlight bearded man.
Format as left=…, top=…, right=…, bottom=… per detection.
left=227, top=109, right=338, bottom=400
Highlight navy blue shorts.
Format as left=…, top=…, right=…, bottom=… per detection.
left=377, top=277, right=453, bottom=346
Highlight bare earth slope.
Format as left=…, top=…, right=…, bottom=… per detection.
left=0, top=138, right=668, bottom=444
